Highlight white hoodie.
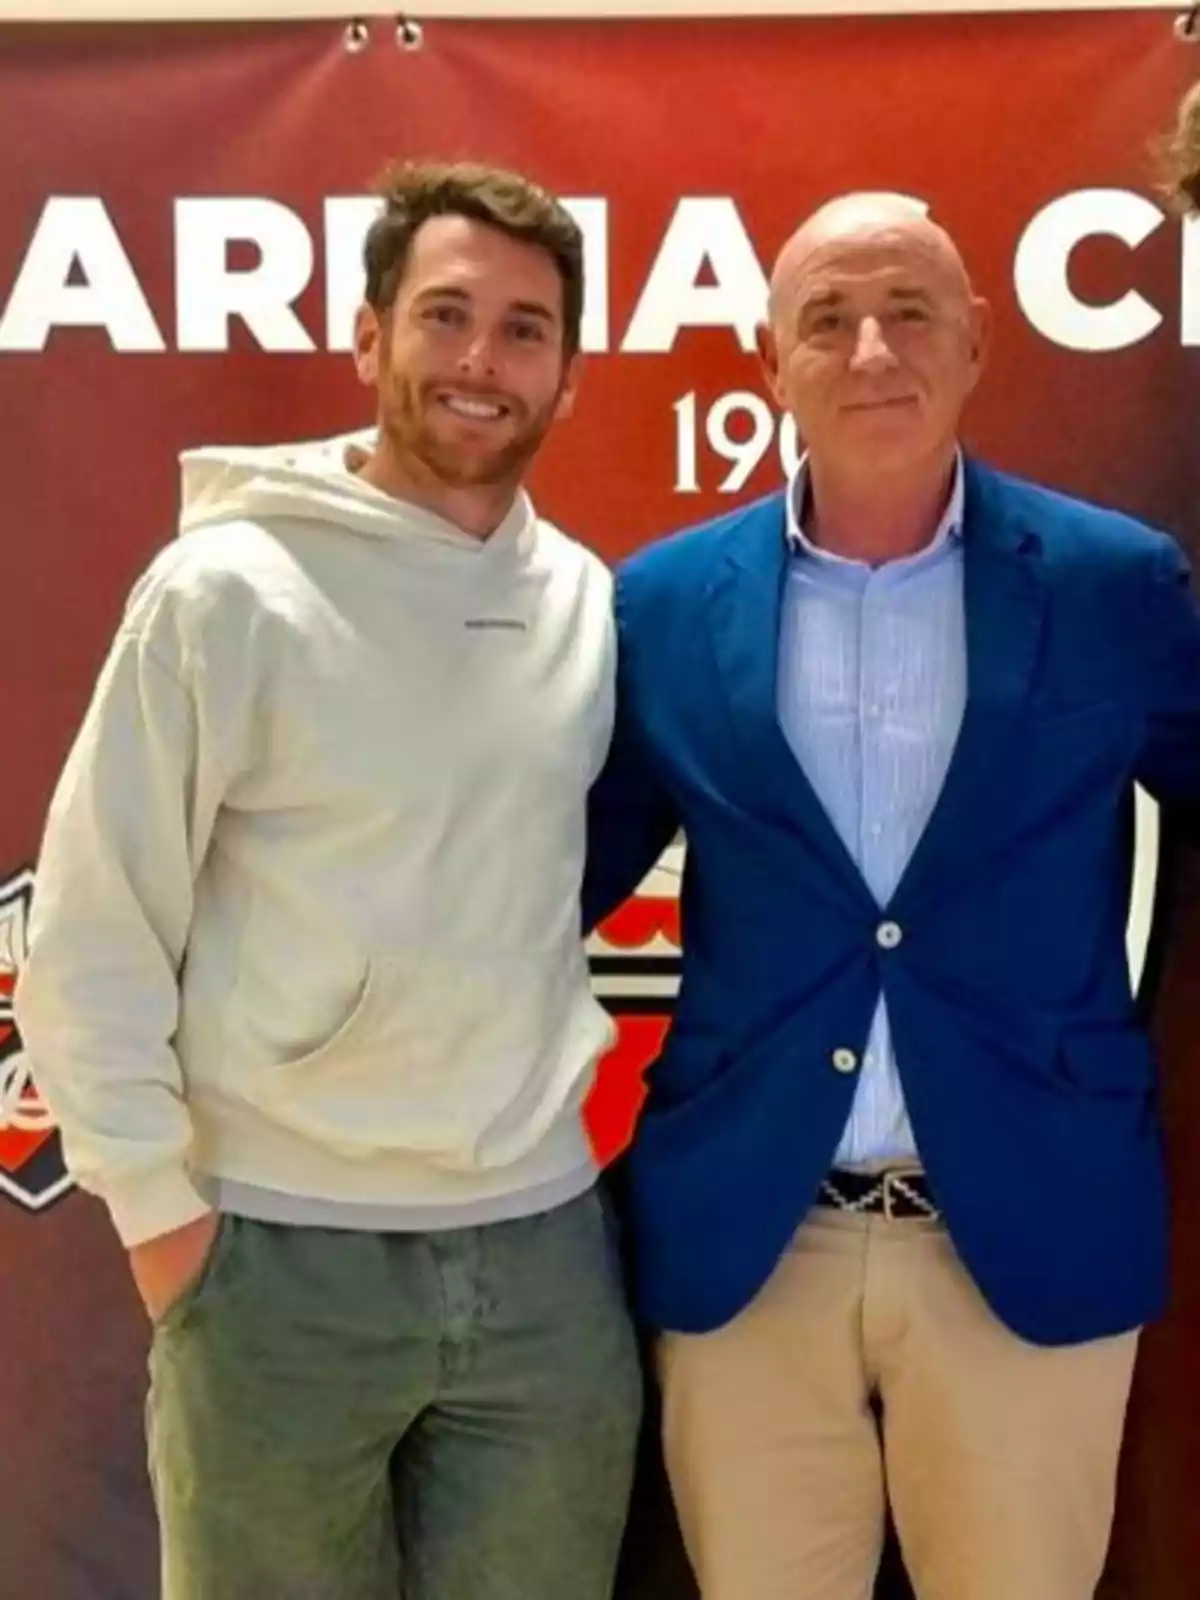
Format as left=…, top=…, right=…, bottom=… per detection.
left=16, top=433, right=617, bottom=1246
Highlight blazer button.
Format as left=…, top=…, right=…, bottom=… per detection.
left=831, top=1047, right=859, bottom=1074
left=876, top=920, right=903, bottom=950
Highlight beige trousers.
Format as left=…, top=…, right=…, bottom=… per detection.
left=659, top=1208, right=1138, bottom=1600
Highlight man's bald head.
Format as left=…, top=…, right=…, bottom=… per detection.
left=768, top=193, right=974, bottom=327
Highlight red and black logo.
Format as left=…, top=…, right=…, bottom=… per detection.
left=586, top=844, right=682, bottom=1163
left=0, top=868, right=72, bottom=1214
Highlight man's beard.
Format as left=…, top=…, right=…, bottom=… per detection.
left=382, top=374, right=562, bottom=489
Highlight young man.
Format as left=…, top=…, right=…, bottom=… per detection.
left=586, top=192, right=1200, bottom=1600
left=17, top=160, right=639, bottom=1600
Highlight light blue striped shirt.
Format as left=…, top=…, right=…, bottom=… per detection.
left=777, top=455, right=966, bottom=1167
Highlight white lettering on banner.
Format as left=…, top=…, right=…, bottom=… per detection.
left=673, top=390, right=801, bottom=495
left=0, top=197, right=166, bottom=352
left=324, top=195, right=382, bottom=352
left=1014, top=189, right=1165, bottom=352
left=623, top=198, right=769, bottom=354
left=175, top=198, right=316, bottom=352
left=0, top=189, right=1192, bottom=362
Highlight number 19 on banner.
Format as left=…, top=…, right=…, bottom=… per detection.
left=673, top=391, right=802, bottom=494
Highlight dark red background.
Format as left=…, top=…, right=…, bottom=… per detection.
left=2, top=15, right=1198, bottom=1597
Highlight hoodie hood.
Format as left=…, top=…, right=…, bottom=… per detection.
left=177, top=428, right=536, bottom=556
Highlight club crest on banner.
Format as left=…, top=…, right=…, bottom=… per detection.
left=0, top=867, right=71, bottom=1214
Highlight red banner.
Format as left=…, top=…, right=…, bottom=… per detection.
left=2, top=13, right=1198, bottom=1598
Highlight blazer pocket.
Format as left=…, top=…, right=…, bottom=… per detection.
left=1027, top=699, right=1125, bottom=730
left=634, top=1048, right=735, bottom=1151
left=1024, top=699, right=1136, bottom=748
left=1020, top=699, right=1140, bottom=792
left=1056, top=1021, right=1155, bottom=1097
left=636, top=1010, right=806, bottom=1151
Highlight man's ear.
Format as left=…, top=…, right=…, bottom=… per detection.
left=966, top=296, right=992, bottom=386
left=554, top=352, right=585, bottom=422
left=353, top=302, right=383, bottom=389
left=756, top=320, right=785, bottom=408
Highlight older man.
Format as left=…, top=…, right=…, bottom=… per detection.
left=586, top=193, right=1200, bottom=1599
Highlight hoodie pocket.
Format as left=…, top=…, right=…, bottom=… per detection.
left=241, top=951, right=613, bottom=1169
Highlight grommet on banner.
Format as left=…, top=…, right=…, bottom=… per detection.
left=396, top=16, right=424, bottom=51
left=1176, top=6, right=1200, bottom=43
left=343, top=18, right=371, bottom=53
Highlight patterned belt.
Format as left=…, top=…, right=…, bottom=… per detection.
left=817, top=1168, right=942, bottom=1222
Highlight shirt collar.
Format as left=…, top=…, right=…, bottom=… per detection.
left=786, top=448, right=965, bottom=565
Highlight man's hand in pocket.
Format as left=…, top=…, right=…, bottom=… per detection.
left=129, top=1210, right=221, bottom=1322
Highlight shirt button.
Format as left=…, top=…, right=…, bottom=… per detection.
left=831, top=1047, right=859, bottom=1074
left=876, top=920, right=903, bottom=950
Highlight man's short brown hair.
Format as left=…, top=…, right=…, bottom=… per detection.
left=1161, top=79, right=1200, bottom=215
left=363, top=159, right=585, bottom=355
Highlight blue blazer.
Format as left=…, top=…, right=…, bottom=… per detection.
left=584, top=459, right=1200, bottom=1346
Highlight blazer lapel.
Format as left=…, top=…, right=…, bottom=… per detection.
left=890, top=460, right=1048, bottom=917
left=705, top=497, right=877, bottom=914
